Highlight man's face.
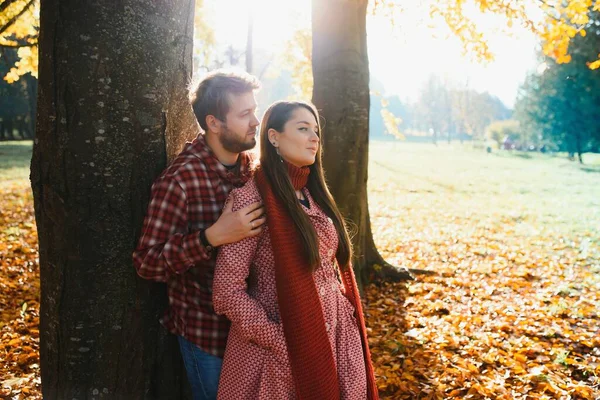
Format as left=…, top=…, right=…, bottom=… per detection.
left=218, top=91, right=259, bottom=154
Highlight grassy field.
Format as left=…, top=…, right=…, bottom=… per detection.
left=369, top=141, right=600, bottom=260
left=0, top=141, right=32, bottom=184
left=1, top=140, right=599, bottom=398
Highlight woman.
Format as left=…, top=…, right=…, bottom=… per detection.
left=212, top=101, right=378, bottom=400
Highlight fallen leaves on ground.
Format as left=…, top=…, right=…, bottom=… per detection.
left=365, top=229, right=600, bottom=399
left=365, top=149, right=600, bottom=399
left=1, top=148, right=599, bottom=399
left=0, top=182, right=41, bottom=399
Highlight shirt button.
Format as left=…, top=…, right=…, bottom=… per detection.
left=319, top=287, right=325, bottom=296
left=327, top=249, right=334, bottom=258
left=331, top=282, right=337, bottom=291
left=325, top=322, right=330, bottom=332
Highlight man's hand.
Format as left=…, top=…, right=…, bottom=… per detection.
left=204, top=198, right=266, bottom=247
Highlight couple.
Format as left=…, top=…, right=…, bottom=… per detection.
left=133, top=70, right=378, bottom=400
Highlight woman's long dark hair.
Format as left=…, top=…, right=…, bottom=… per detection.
left=259, top=101, right=352, bottom=271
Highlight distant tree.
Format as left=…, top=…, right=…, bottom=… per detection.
left=414, top=74, right=451, bottom=144
left=281, top=27, right=313, bottom=100
left=245, top=11, right=253, bottom=73
left=411, top=75, right=510, bottom=142
left=192, top=0, right=216, bottom=74
left=0, top=47, right=35, bottom=139
left=515, top=12, right=600, bottom=162
left=467, top=91, right=511, bottom=139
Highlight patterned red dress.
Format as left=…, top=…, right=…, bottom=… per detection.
left=213, top=178, right=367, bottom=399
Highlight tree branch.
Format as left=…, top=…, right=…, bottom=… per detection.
left=0, top=0, right=20, bottom=14
left=0, top=38, right=37, bottom=48
left=0, top=41, right=36, bottom=48
left=0, top=0, right=35, bottom=36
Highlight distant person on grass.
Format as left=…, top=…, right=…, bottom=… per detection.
left=133, top=70, right=266, bottom=400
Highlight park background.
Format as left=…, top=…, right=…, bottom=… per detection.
left=1, top=0, right=599, bottom=399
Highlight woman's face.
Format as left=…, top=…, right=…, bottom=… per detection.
left=268, top=107, right=320, bottom=168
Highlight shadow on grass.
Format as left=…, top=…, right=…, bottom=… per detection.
left=512, top=153, right=534, bottom=159
left=579, top=166, right=600, bottom=174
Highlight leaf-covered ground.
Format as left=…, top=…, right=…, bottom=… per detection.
left=366, top=143, right=600, bottom=399
left=1, top=141, right=599, bottom=399
left=0, top=181, right=41, bottom=399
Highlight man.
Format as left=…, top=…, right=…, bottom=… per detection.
left=133, top=70, right=265, bottom=400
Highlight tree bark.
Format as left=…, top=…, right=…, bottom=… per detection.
left=311, top=0, right=413, bottom=288
left=30, top=1, right=198, bottom=398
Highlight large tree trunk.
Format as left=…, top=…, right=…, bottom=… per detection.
left=311, top=0, right=413, bottom=287
left=30, top=1, right=198, bottom=398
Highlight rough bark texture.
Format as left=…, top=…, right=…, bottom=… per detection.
left=312, top=0, right=413, bottom=287
left=30, top=1, right=198, bottom=398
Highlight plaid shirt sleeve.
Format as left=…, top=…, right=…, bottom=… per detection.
left=133, top=175, right=211, bottom=282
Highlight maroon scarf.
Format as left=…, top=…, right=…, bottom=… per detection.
left=255, top=163, right=378, bottom=400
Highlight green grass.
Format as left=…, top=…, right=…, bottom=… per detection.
left=1, top=139, right=598, bottom=241
left=368, top=141, right=600, bottom=253
left=0, top=141, right=32, bottom=184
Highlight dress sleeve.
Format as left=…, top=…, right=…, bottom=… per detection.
left=212, top=188, right=287, bottom=362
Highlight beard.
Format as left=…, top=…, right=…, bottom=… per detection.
left=219, top=124, right=257, bottom=153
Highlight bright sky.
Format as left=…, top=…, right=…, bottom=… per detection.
left=204, top=0, right=540, bottom=108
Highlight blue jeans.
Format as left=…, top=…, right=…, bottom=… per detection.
left=177, top=335, right=223, bottom=400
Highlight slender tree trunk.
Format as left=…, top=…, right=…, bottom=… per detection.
left=575, top=133, right=584, bottom=164
left=6, top=118, right=14, bottom=140
left=246, top=11, right=253, bottom=73
left=17, top=117, right=25, bottom=139
left=30, top=1, right=198, bottom=398
left=312, top=0, right=412, bottom=287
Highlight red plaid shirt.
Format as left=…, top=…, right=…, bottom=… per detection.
left=133, top=134, right=254, bottom=357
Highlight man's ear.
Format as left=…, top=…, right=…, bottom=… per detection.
left=206, top=115, right=220, bottom=133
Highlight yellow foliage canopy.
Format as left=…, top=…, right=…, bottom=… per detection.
left=429, top=0, right=600, bottom=68
left=0, top=0, right=39, bottom=83
left=281, top=28, right=313, bottom=101
left=1, top=0, right=599, bottom=84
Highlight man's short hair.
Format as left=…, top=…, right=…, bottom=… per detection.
left=190, top=69, right=260, bottom=132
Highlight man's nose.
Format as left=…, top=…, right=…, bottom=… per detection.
left=251, top=114, right=260, bottom=127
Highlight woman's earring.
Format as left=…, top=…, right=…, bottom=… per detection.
left=275, top=147, right=284, bottom=162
